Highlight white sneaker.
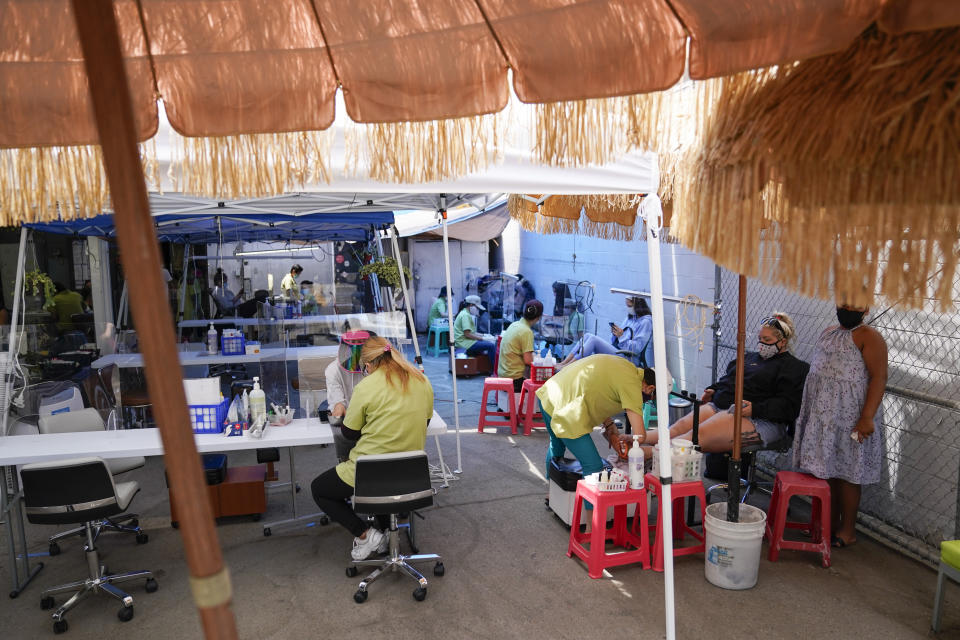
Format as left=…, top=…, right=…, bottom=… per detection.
left=377, top=531, right=390, bottom=555
left=351, top=528, right=385, bottom=561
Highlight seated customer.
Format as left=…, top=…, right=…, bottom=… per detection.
left=310, top=337, right=434, bottom=561
left=324, top=330, right=375, bottom=461
left=536, top=354, right=656, bottom=482
left=453, top=295, right=495, bottom=371
left=560, top=296, right=654, bottom=367
left=642, top=311, right=809, bottom=456
left=498, top=300, right=544, bottom=393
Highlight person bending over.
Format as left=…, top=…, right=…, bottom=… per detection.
left=310, top=337, right=434, bottom=561
left=560, top=296, right=653, bottom=367
left=498, top=299, right=544, bottom=394
left=642, top=312, right=808, bottom=457
left=537, top=354, right=656, bottom=482
left=453, top=294, right=496, bottom=370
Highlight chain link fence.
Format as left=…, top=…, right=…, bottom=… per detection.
left=715, top=265, right=960, bottom=563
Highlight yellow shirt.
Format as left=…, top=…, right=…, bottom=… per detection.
left=336, top=367, right=434, bottom=487
left=498, top=319, right=534, bottom=380
left=453, top=308, right=477, bottom=349
left=536, top=354, right=646, bottom=439
left=280, top=273, right=299, bottom=299
left=52, top=290, right=85, bottom=330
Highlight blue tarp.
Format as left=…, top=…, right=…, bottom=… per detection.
left=25, top=211, right=395, bottom=243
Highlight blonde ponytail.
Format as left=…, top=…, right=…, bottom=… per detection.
left=361, top=336, right=425, bottom=391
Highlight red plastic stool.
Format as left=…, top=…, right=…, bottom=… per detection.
left=765, top=471, right=831, bottom=568
left=477, top=378, right=518, bottom=434
left=517, top=379, right=546, bottom=436
left=567, top=480, right=650, bottom=579
left=642, top=472, right=707, bottom=572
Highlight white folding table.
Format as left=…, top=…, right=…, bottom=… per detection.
left=0, top=412, right=448, bottom=593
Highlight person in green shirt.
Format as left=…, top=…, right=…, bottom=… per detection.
left=310, top=336, right=434, bottom=561
left=427, top=286, right=453, bottom=327
left=51, top=283, right=86, bottom=331
left=454, top=294, right=495, bottom=371
left=536, top=354, right=656, bottom=482
left=498, top=299, right=543, bottom=394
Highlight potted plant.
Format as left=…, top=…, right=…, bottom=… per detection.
left=23, top=270, right=56, bottom=311
left=358, top=257, right=412, bottom=289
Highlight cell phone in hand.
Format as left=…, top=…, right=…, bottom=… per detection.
left=609, top=322, right=617, bottom=328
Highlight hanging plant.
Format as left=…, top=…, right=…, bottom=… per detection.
left=358, top=257, right=412, bottom=289
left=24, top=269, right=56, bottom=305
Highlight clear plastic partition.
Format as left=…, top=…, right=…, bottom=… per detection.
left=257, top=326, right=290, bottom=419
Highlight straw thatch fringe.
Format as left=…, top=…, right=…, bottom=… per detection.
left=168, top=130, right=333, bottom=198
left=671, top=26, right=960, bottom=311
left=532, top=92, right=670, bottom=168
left=0, top=142, right=159, bottom=226
left=346, top=113, right=504, bottom=184
left=508, top=193, right=650, bottom=241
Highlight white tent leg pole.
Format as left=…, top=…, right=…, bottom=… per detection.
left=1, top=226, right=43, bottom=596
left=643, top=196, right=676, bottom=640
left=1, top=227, right=28, bottom=437
left=176, top=246, right=189, bottom=341
left=440, top=200, right=462, bottom=474
left=389, top=226, right=422, bottom=367
left=117, top=281, right=129, bottom=329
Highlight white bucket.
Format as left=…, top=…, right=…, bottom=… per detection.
left=704, top=502, right=767, bottom=590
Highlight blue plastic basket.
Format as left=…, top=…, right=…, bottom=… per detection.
left=220, top=334, right=246, bottom=356
left=189, top=398, right=230, bottom=434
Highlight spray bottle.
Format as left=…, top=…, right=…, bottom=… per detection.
left=249, top=377, right=266, bottom=423
left=628, top=434, right=644, bottom=489
left=207, top=323, right=218, bottom=355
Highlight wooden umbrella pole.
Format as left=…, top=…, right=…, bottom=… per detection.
left=71, top=3, right=238, bottom=638
left=727, top=274, right=748, bottom=522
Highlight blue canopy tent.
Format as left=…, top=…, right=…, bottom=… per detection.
left=25, top=210, right=394, bottom=243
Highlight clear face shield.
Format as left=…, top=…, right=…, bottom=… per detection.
left=338, top=330, right=370, bottom=373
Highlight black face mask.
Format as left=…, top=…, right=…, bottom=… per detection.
left=836, top=307, right=865, bottom=329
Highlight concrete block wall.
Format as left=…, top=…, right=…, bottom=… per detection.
left=501, top=220, right=718, bottom=394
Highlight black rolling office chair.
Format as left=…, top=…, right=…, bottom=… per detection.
left=346, top=451, right=444, bottom=603
left=37, top=408, right=149, bottom=555
left=21, top=457, right=157, bottom=634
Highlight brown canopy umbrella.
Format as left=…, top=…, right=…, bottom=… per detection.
left=2, top=2, right=960, bottom=638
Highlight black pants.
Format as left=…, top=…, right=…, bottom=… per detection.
left=310, top=467, right=387, bottom=537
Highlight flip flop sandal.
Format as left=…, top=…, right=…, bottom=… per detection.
left=831, top=535, right=856, bottom=548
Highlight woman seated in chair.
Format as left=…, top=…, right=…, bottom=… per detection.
left=498, top=300, right=544, bottom=394
left=559, top=296, right=653, bottom=367
left=642, top=312, right=809, bottom=457
left=310, top=336, right=434, bottom=561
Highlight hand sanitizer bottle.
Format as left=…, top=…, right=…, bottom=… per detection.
left=249, top=377, right=266, bottom=422
left=628, top=434, right=644, bottom=489
left=207, top=323, right=218, bottom=354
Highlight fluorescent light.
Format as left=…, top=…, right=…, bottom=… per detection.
left=235, top=246, right=317, bottom=257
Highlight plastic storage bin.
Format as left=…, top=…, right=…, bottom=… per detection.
left=220, top=334, right=246, bottom=356
left=189, top=398, right=231, bottom=434
left=651, top=445, right=704, bottom=483
left=531, top=365, right=555, bottom=382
